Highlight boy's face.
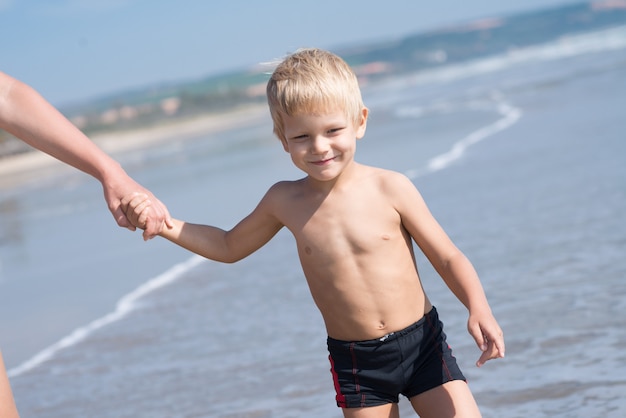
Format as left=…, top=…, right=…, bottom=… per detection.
left=280, top=108, right=367, bottom=182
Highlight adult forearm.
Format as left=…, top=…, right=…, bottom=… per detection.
left=1, top=72, right=171, bottom=238
left=0, top=73, right=122, bottom=183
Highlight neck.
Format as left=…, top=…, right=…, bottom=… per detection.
left=305, top=160, right=360, bottom=193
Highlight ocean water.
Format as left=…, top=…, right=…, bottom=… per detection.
left=1, top=25, right=626, bottom=417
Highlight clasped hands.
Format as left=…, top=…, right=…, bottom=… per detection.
left=119, top=192, right=165, bottom=240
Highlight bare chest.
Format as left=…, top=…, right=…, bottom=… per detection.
left=282, top=191, right=403, bottom=261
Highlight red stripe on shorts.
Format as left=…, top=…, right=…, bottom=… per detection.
left=328, top=354, right=347, bottom=407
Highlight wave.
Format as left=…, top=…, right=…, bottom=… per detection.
left=394, top=26, right=626, bottom=180
left=373, top=27, right=618, bottom=170
left=403, top=92, right=522, bottom=179
left=374, top=25, right=626, bottom=94
left=8, top=254, right=205, bottom=378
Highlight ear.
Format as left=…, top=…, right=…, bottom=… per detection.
left=280, top=137, right=290, bottom=152
left=356, top=107, right=368, bottom=139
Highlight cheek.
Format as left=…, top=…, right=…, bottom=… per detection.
left=286, top=142, right=308, bottom=156
left=289, top=150, right=308, bottom=171
left=337, top=137, right=357, bottom=153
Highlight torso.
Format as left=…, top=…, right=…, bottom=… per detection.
left=271, top=164, right=430, bottom=341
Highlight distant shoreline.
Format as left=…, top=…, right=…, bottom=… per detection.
left=0, top=103, right=269, bottom=189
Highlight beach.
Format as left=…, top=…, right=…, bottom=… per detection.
left=2, top=25, right=626, bottom=417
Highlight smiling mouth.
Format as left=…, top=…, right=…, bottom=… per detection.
left=311, top=156, right=336, bottom=165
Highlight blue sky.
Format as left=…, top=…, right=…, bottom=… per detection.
left=1, top=0, right=584, bottom=106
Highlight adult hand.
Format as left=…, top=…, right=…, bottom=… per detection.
left=103, top=173, right=172, bottom=240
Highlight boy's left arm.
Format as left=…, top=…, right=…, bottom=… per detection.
left=437, top=251, right=505, bottom=367
left=390, top=173, right=505, bottom=366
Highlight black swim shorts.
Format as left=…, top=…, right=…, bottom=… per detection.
left=327, top=306, right=466, bottom=408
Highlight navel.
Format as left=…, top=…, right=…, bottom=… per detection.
left=381, top=234, right=390, bottom=241
left=304, top=246, right=312, bottom=255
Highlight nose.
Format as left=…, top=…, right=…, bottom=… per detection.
left=310, top=135, right=330, bottom=154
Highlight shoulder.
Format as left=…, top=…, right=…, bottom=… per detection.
left=266, top=178, right=307, bottom=195
left=358, top=166, right=426, bottom=212
left=360, top=165, right=416, bottom=193
left=261, top=178, right=308, bottom=204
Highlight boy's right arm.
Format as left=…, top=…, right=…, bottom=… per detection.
left=123, top=191, right=284, bottom=263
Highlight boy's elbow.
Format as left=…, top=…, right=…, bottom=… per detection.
left=219, top=233, right=255, bottom=263
left=208, top=248, right=246, bottom=264
left=225, top=250, right=253, bottom=263
left=219, top=255, right=242, bottom=264
left=440, top=250, right=469, bottom=271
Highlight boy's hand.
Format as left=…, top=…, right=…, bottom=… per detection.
left=121, top=193, right=159, bottom=240
left=467, top=311, right=505, bottom=367
left=103, top=176, right=172, bottom=241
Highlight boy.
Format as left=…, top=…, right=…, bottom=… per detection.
left=124, top=48, right=504, bottom=417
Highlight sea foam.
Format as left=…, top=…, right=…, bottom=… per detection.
left=401, top=92, right=522, bottom=179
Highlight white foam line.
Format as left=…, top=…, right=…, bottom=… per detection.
left=392, top=25, right=626, bottom=90
left=405, top=94, right=522, bottom=179
left=8, top=254, right=205, bottom=378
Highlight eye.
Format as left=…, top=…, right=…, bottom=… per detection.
left=328, top=127, right=344, bottom=135
left=290, top=134, right=308, bottom=142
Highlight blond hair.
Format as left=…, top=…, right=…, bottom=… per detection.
left=266, top=48, right=365, bottom=141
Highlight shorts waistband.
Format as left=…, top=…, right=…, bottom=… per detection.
left=327, top=306, right=438, bottom=347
